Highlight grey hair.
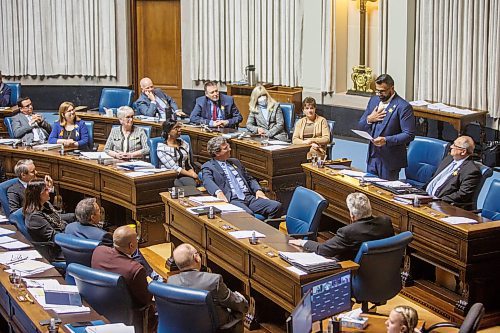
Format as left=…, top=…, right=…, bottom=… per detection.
left=346, top=192, right=372, bottom=220
left=117, top=106, right=134, bottom=119
left=458, top=136, right=475, bottom=155
left=75, top=197, right=97, bottom=223
left=14, top=159, right=34, bottom=178
left=207, top=136, right=227, bottom=157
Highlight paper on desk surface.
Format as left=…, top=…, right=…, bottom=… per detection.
left=268, top=140, right=291, bottom=145
left=27, top=287, right=90, bottom=313
left=85, top=323, right=134, bottom=333
left=116, top=161, right=154, bottom=168
left=0, top=250, right=42, bottom=265
left=124, top=171, right=152, bottom=178
left=229, top=230, right=266, bottom=239
left=0, top=215, right=9, bottom=223
left=279, top=252, right=335, bottom=266
left=0, top=240, right=30, bottom=250
left=441, top=216, right=478, bottom=225
left=409, top=100, right=429, bottom=106
left=261, top=145, right=289, bottom=151
left=0, top=226, right=15, bottom=235
left=9, top=259, right=53, bottom=273
left=80, top=152, right=112, bottom=160
left=286, top=266, right=307, bottom=276
left=189, top=196, right=224, bottom=204
left=351, top=129, right=373, bottom=141
left=338, top=170, right=368, bottom=177
left=376, top=180, right=412, bottom=188
left=0, top=236, right=16, bottom=244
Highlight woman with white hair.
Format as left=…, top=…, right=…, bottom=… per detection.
left=104, top=106, right=150, bottom=160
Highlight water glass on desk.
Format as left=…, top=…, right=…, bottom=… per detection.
left=178, top=188, right=187, bottom=205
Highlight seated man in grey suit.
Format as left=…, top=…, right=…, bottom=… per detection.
left=190, top=81, right=242, bottom=128
left=202, top=136, right=282, bottom=220
left=425, top=135, right=481, bottom=210
left=11, top=97, right=51, bottom=143
left=168, top=243, right=248, bottom=333
left=134, top=77, right=186, bottom=119
left=289, top=192, right=394, bottom=260
left=7, top=159, right=53, bottom=214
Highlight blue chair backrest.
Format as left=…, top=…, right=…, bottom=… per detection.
left=405, top=136, right=450, bottom=188
left=5, top=83, right=21, bottom=106
left=286, top=186, right=328, bottom=240
left=99, top=88, right=134, bottom=114
left=327, top=120, right=335, bottom=140
left=352, top=231, right=413, bottom=304
left=9, top=208, right=32, bottom=241
left=0, top=178, right=18, bottom=219
left=54, top=234, right=99, bottom=284
left=149, top=281, right=218, bottom=333
left=148, top=137, right=164, bottom=168
left=84, top=121, right=94, bottom=149
left=280, top=103, right=295, bottom=140
left=473, top=162, right=493, bottom=210
left=481, top=179, right=500, bottom=220
left=4, top=117, right=14, bottom=138
left=67, top=263, right=136, bottom=325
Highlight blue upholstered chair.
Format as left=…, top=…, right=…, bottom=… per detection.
left=149, top=134, right=193, bottom=169
left=67, top=263, right=149, bottom=333
left=148, top=281, right=220, bottom=333
left=5, top=83, right=21, bottom=106
left=9, top=208, right=31, bottom=241
left=280, top=103, right=295, bottom=141
left=327, top=120, right=336, bottom=159
left=54, top=234, right=100, bottom=284
left=404, top=136, right=450, bottom=188
left=479, top=179, right=500, bottom=220
left=3, top=116, right=14, bottom=138
left=98, top=88, right=134, bottom=114
left=422, top=302, right=484, bottom=333
left=472, top=162, right=493, bottom=210
left=84, top=120, right=94, bottom=150
left=266, top=186, right=328, bottom=240
left=0, top=178, right=18, bottom=219
left=352, top=231, right=413, bottom=313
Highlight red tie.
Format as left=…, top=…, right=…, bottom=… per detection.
left=212, top=103, right=217, bottom=121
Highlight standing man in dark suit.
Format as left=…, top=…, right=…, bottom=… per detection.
left=168, top=243, right=248, bottom=333
left=358, top=74, right=415, bottom=180
left=425, top=135, right=481, bottom=210
left=289, top=192, right=394, bottom=260
left=134, top=77, right=186, bottom=119
left=11, top=97, right=52, bottom=143
left=202, top=136, right=282, bottom=219
left=65, top=198, right=112, bottom=246
left=0, top=71, right=12, bottom=107
left=190, top=81, right=243, bottom=128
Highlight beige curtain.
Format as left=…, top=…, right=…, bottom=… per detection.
left=377, top=0, right=389, bottom=74
left=191, top=0, right=304, bottom=87
left=320, top=0, right=335, bottom=93
left=414, top=0, right=500, bottom=119
left=0, top=0, right=117, bottom=77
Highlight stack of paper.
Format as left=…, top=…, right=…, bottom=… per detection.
left=6, top=259, right=53, bottom=276
left=85, top=323, right=135, bottom=333
left=0, top=239, right=30, bottom=250
left=0, top=250, right=42, bottom=265
left=0, top=215, right=9, bottom=223
left=261, top=145, right=289, bottom=151
left=116, top=161, right=155, bottom=171
left=409, top=100, right=429, bottom=107
left=441, top=216, right=478, bottom=225
left=427, top=103, right=449, bottom=110
left=27, top=288, right=90, bottom=314
left=339, top=170, right=368, bottom=177
left=0, top=227, right=15, bottom=236
left=279, top=252, right=339, bottom=273
left=214, top=203, right=246, bottom=213
left=0, top=138, right=20, bottom=145
left=229, top=230, right=266, bottom=239
left=189, top=196, right=225, bottom=205
left=375, top=180, right=412, bottom=188
left=80, top=152, right=112, bottom=160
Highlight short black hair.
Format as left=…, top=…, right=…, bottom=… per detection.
left=16, top=96, right=31, bottom=108
left=375, top=74, right=394, bottom=87
left=161, top=119, right=178, bottom=140
left=204, top=81, right=218, bottom=93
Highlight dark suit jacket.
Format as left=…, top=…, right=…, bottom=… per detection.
left=168, top=270, right=248, bottom=329
left=7, top=179, right=24, bottom=215
left=11, top=112, right=52, bottom=143
left=134, top=88, right=179, bottom=117
left=91, top=246, right=152, bottom=308
left=202, top=158, right=261, bottom=200
left=304, top=216, right=395, bottom=261
left=428, top=155, right=481, bottom=210
left=0, top=83, right=11, bottom=107
left=64, top=221, right=113, bottom=246
left=190, top=94, right=242, bottom=128
left=358, top=94, right=415, bottom=172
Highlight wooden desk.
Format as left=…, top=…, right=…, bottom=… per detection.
left=161, top=192, right=357, bottom=328
left=0, top=107, right=18, bottom=138
left=0, top=145, right=176, bottom=245
left=302, top=163, right=500, bottom=327
left=0, top=225, right=106, bottom=333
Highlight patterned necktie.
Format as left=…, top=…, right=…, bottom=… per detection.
left=222, top=162, right=245, bottom=200
left=212, top=103, right=217, bottom=121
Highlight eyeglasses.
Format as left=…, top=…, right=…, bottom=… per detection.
left=451, top=143, right=467, bottom=150
left=22, top=103, right=33, bottom=109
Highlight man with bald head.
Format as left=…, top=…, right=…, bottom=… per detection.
left=168, top=243, right=248, bottom=333
left=425, top=135, right=481, bottom=210
left=134, top=77, right=186, bottom=119
left=91, top=225, right=152, bottom=308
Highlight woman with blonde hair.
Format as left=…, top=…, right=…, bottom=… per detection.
left=48, top=101, right=90, bottom=150
left=386, top=305, right=419, bottom=333
left=246, top=85, right=288, bottom=141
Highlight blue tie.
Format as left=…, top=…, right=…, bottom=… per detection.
left=426, top=161, right=457, bottom=196
left=222, top=162, right=245, bottom=200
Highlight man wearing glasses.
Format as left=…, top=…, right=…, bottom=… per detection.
left=357, top=74, right=415, bottom=180
left=425, top=135, right=481, bottom=210
left=11, top=97, right=52, bottom=143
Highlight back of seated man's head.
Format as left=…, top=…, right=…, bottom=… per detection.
left=173, top=243, right=201, bottom=271
left=346, top=192, right=372, bottom=222
left=75, top=198, right=99, bottom=225
left=113, top=225, right=137, bottom=255
left=14, top=159, right=36, bottom=183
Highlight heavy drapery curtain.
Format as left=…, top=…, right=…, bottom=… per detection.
left=0, top=0, right=116, bottom=77
left=414, top=0, right=500, bottom=119
left=191, top=0, right=303, bottom=87
left=320, top=0, right=335, bottom=93
left=378, top=0, right=388, bottom=75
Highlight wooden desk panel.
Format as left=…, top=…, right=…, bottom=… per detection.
left=303, top=163, right=500, bottom=327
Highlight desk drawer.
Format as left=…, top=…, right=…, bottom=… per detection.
left=0, top=282, right=10, bottom=317
left=170, top=208, right=205, bottom=246
left=101, top=174, right=133, bottom=203
left=207, top=230, right=248, bottom=274
left=59, top=162, right=97, bottom=191
left=10, top=300, right=37, bottom=333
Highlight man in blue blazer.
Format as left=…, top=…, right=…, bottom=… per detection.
left=0, top=71, right=12, bottom=107
left=134, top=77, right=186, bottom=119
left=358, top=74, right=415, bottom=180
left=190, top=81, right=242, bottom=128
left=202, top=136, right=282, bottom=220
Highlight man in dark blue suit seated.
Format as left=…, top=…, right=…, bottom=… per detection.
left=201, top=136, right=282, bottom=220
left=135, top=77, right=186, bottom=119
left=357, top=74, right=415, bottom=180
left=0, top=71, right=12, bottom=107
left=190, top=81, right=243, bottom=128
